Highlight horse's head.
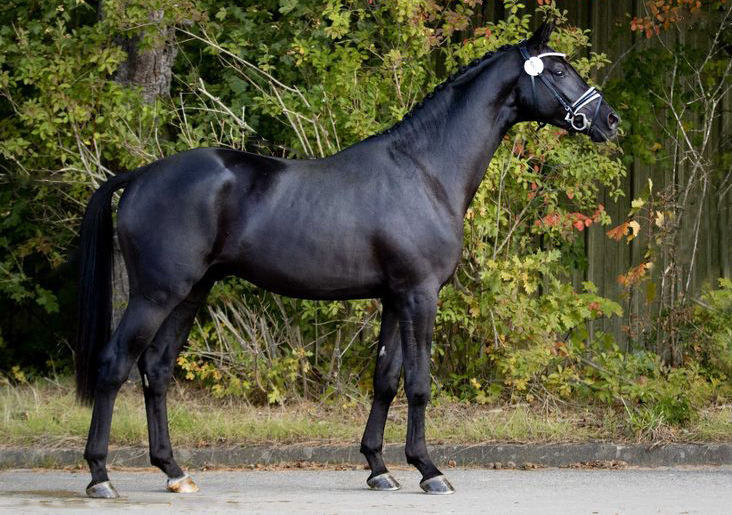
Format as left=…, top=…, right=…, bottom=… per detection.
left=515, top=23, right=619, bottom=142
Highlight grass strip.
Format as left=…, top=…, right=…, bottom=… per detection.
left=1, top=378, right=730, bottom=448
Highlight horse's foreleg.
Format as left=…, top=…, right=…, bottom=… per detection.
left=84, top=295, right=181, bottom=498
left=360, top=300, right=402, bottom=490
left=397, top=286, right=455, bottom=495
left=138, top=279, right=213, bottom=494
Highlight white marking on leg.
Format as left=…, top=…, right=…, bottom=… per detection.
left=379, top=346, right=386, bottom=357
left=143, top=374, right=149, bottom=387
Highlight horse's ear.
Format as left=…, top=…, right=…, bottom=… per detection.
left=528, top=22, right=555, bottom=49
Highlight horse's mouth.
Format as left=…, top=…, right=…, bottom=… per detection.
left=570, top=123, right=615, bottom=143
left=589, top=124, right=618, bottom=142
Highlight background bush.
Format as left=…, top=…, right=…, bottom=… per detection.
left=1, top=1, right=730, bottom=428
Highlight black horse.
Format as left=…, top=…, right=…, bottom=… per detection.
left=75, top=23, right=619, bottom=498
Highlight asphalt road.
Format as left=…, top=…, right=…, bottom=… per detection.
left=1, top=468, right=730, bottom=514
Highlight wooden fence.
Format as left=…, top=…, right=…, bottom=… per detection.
left=479, top=1, right=732, bottom=346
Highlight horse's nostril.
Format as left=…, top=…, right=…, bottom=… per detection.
left=608, top=112, right=620, bottom=128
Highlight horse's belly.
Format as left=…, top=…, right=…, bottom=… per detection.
left=221, top=233, right=384, bottom=300
left=231, top=260, right=383, bottom=300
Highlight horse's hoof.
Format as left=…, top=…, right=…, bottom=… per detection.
left=167, top=473, right=199, bottom=493
left=86, top=480, right=120, bottom=498
left=419, top=475, right=455, bottom=495
left=367, top=472, right=401, bottom=491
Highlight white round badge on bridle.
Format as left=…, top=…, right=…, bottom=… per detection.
left=524, top=56, right=544, bottom=76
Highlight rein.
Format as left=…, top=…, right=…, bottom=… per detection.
left=518, top=41, right=603, bottom=132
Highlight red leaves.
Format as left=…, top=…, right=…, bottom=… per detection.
left=534, top=211, right=596, bottom=233
left=592, top=204, right=605, bottom=222
left=606, top=221, right=629, bottom=241
left=606, top=220, right=640, bottom=242
left=630, top=0, right=707, bottom=37
left=618, top=262, right=652, bottom=287
left=473, top=27, right=492, bottom=39
left=536, top=212, right=560, bottom=228
left=630, top=16, right=661, bottom=38
left=570, top=212, right=593, bottom=232
left=532, top=201, right=605, bottom=235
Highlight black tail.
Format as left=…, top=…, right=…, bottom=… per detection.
left=75, top=169, right=143, bottom=405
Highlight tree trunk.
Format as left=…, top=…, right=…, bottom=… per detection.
left=99, top=3, right=178, bottom=334
left=113, top=9, right=179, bottom=103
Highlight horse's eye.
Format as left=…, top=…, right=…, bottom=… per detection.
left=554, top=69, right=565, bottom=77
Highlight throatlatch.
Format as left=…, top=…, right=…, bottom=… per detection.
left=518, top=41, right=603, bottom=132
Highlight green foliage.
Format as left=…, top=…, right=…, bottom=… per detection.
left=0, top=0, right=173, bottom=368
left=0, top=0, right=726, bottom=425
left=682, top=279, right=732, bottom=379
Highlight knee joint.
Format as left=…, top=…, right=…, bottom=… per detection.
left=406, top=389, right=430, bottom=406
left=374, top=382, right=398, bottom=402
left=139, top=367, right=172, bottom=394
left=95, top=364, right=129, bottom=391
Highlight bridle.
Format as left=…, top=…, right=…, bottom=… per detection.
left=518, top=41, right=603, bottom=133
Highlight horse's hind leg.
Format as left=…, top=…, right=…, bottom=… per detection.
left=360, top=299, right=403, bottom=491
left=137, top=278, right=213, bottom=493
left=84, top=291, right=189, bottom=498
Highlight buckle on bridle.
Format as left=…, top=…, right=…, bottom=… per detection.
left=567, top=112, right=588, bottom=132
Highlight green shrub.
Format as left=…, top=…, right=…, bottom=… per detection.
left=684, top=279, right=732, bottom=379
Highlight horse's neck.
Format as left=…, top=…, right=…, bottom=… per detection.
left=390, top=58, right=520, bottom=217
